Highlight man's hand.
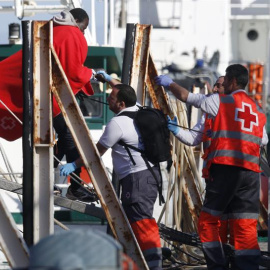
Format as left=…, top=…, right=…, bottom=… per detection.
left=154, top=75, right=174, bottom=88
left=95, top=70, right=112, bottom=82
left=167, top=115, right=180, bottom=136
left=60, top=161, right=77, bottom=176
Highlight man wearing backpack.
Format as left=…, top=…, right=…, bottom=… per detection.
left=155, top=64, right=268, bottom=270
left=60, top=71, right=163, bottom=270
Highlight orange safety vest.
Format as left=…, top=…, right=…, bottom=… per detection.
left=201, top=113, right=213, bottom=178
left=206, top=91, right=266, bottom=172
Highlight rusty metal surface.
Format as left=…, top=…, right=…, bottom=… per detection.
left=146, top=53, right=174, bottom=117
left=33, top=21, right=51, bottom=144
left=32, top=21, right=54, bottom=243
left=49, top=43, right=148, bottom=269
left=129, top=24, right=151, bottom=105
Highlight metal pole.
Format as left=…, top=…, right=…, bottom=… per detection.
left=120, top=0, right=126, bottom=28
left=109, top=0, right=114, bottom=45
left=103, top=0, right=108, bottom=45
left=267, top=0, right=270, bottom=253
left=121, top=23, right=136, bottom=84
left=22, top=20, right=34, bottom=246
left=90, top=0, right=97, bottom=45
left=32, top=21, right=54, bottom=243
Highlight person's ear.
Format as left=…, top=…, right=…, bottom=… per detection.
left=232, top=77, right=238, bottom=88
left=119, top=100, right=125, bottom=109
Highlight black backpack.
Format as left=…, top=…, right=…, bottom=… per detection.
left=117, top=106, right=172, bottom=204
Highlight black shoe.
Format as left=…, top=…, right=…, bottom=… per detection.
left=54, top=184, right=62, bottom=195
left=66, top=186, right=99, bottom=202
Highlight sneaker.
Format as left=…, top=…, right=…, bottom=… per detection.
left=66, top=186, right=99, bottom=203
left=54, top=184, right=62, bottom=195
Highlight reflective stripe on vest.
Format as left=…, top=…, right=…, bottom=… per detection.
left=212, top=130, right=262, bottom=145
left=207, top=149, right=260, bottom=166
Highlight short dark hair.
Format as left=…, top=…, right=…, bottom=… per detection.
left=114, top=84, right=137, bottom=107
left=70, top=8, right=89, bottom=23
left=214, top=76, right=224, bottom=85
left=225, top=64, right=248, bottom=89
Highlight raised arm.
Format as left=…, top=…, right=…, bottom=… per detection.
left=95, top=70, right=121, bottom=87
left=154, top=75, right=189, bottom=102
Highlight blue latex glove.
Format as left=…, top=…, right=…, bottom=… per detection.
left=60, top=161, right=77, bottom=176
left=96, top=70, right=112, bottom=82
left=154, top=75, right=174, bottom=88
left=167, top=115, right=180, bottom=136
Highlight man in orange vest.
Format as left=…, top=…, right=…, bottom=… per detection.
left=155, top=64, right=268, bottom=270
left=167, top=76, right=232, bottom=251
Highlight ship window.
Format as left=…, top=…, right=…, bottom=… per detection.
left=247, top=29, right=259, bottom=41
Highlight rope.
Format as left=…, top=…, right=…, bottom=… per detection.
left=0, top=99, right=22, bottom=125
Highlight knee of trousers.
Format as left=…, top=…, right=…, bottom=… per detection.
left=231, top=218, right=259, bottom=250
left=130, top=219, right=161, bottom=251
left=198, top=211, right=221, bottom=243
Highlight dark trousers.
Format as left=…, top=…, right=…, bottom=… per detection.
left=198, top=164, right=260, bottom=270
left=53, top=113, right=81, bottom=189
left=120, top=168, right=162, bottom=270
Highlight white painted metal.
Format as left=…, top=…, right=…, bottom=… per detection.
left=231, top=20, right=269, bottom=63
left=90, top=0, right=97, bottom=45
left=103, top=0, right=108, bottom=45
left=0, top=195, right=29, bottom=268
left=14, top=0, right=22, bottom=18
left=109, top=0, right=114, bottom=45
left=33, top=21, right=54, bottom=243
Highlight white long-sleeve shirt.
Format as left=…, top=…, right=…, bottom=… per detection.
left=186, top=90, right=268, bottom=146
left=174, top=114, right=205, bottom=146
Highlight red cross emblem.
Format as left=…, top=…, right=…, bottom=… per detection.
left=235, top=102, right=258, bottom=132
left=0, top=116, right=16, bottom=130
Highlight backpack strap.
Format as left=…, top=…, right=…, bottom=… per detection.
left=118, top=140, right=142, bottom=165
left=141, top=153, right=165, bottom=205
left=117, top=110, right=165, bottom=205
left=117, top=110, right=139, bottom=165
left=117, top=111, right=137, bottom=119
